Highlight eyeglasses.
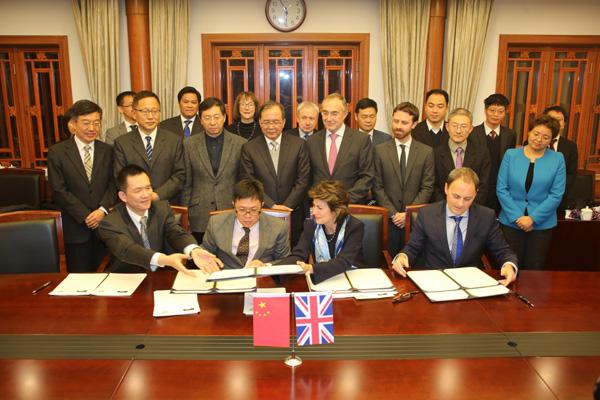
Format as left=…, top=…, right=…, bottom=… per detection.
left=81, top=121, right=101, bottom=129
left=260, top=120, right=283, bottom=127
left=448, top=123, right=470, bottom=131
left=235, top=207, right=261, bottom=216
left=201, top=114, right=224, bottom=122
left=392, top=290, right=420, bottom=303
left=135, top=108, right=160, bottom=116
left=240, top=102, right=255, bottom=108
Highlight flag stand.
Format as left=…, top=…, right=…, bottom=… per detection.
left=284, top=292, right=302, bottom=367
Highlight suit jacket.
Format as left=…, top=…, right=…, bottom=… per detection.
left=278, top=216, right=366, bottom=283
left=412, top=120, right=449, bottom=148
left=113, top=128, right=185, bottom=202
left=402, top=201, right=518, bottom=269
left=306, top=126, right=375, bottom=204
left=201, top=212, right=290, bottom=269
left=373, top=139, right=435, bottom=216
left=556, top=136, right=579, bottom=209
left=103, top=122, right=131, bottom=146
left=98, top=201, right=196, bottom=273
left=47, top=137, right=116, bottom=244
left=433, top=141, right=491, bottom=205
left=371, top=129, right=392, bottom=146
left=240, top=134, right=311, bottom=209
left=497, top=147, right=566, bottom=230
left=181, top=130, right=246, bottom=232
left=159, top=115, right=203, bottom=138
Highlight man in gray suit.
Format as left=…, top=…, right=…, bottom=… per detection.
left=182, top=97, right=246, bottom=243
left=158, top=86, right=203, bottom=138
left=113, top=91, right=185, bottom=204
left=306, top=93, right=375, bottom=204
left=355, top=97, right=392, bottom=146
left=201, top=179, right=290, bottom=269
left=240, top=101, right=311, bottom=245
left=103, top=91, right=137, bottom=146
left=373, top=102, right=435, bottom=256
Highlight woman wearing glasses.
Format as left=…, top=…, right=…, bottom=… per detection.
left=496, top=115, right=566, bottom=269
left=279, top=180, right=367, bottom=283
left=226, top=91, right=260, bottom=140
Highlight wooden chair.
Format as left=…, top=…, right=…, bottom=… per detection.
left=0, top=210, right=67, bottom=273
left=404, top=203, right=428, bottom=243
left=348, top=204, right=392, bottom=270
left=0, top=168, right=47, bottom=210
left=572, top=169, right=596, bottom=208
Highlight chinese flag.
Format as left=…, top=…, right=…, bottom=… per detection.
left=253, top=294, right=290, bottom=347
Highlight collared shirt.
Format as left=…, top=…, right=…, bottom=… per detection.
left=395, top=136, right=412, bottom=166
left=139, top=128, right=158, bottom=148
left=364, top=129, right=374, bottom=141
left=484, top=122, right=501, bottom=137
left=180, top=115, right=197, bottom=131
left=551, top=135, right=561, bottom=151
left=426, top=120, right=444, bottom=134
left=445, top=205, right=469, bottom=253
left=299, top=130, right=313, bottom=140
left=448, top=139, right=468, bottom=167
left=231, top=218, right=260, bottom=267
left=124, top=120, right=137, bottom=132
left=325, top=124, right=346, bottom=160
left=265, top=133, right=282, bottom=150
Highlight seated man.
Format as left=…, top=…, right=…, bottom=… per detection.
left=98, top=164, right=221, bottom=274
left=200, top=179, right=291, bottom=269
left=392, top=167, right=517, bottom=286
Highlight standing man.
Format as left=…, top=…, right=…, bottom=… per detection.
left=103, top=91, right=136, bottom=146
left=182, top=97, right=246, bottom=243
left=240, top=101, right=311, bottom=245
left=373, top=102, right=435, bottom=256
left=470, top=93, right=517, bottom=212
left=355, top=97, right=391, bottom=146
left=433, top=108, right=491, bottom=205
left=306, top=93, right=374, bottom=204
left=113, top=91, right=185, bottom=204
left=285, top=101, right=319, bottom=140
left=412, top=89, right=450, bottom=147
left=159, top=86, right=203, bottom=138
left=47, top=100, right=116, bottom=272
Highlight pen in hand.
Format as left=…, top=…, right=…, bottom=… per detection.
left=32, top=280, right=53, bottom=295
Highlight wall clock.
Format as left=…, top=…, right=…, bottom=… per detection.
left=265, top=0, right=307, bottom=32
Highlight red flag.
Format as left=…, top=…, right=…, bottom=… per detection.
left=253, top=294, right=290, bottom=347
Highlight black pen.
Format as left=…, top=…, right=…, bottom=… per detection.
left=514, top=292, right=534, bottom=308
left=32, top=280, right=53, bottom=295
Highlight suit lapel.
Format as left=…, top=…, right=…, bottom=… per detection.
left=64, top=137, right=89, bottom=182
left=438, top=203, right=454, bottom=265
left=194, top=133, right=214, bottom=177
left=332, top=127, right=353, bottom=175
left=385, top=140, right=403, bottom=185
left=151, top=130, right=166, bottom=166
left=405, top=141, right=420, bottom=184
left=90, top=140, right=105, bottom=183
left=216, top=132, right=234, bottom=179
left=439, top=145, right=455, bottom=173
left=499, top=126, right=510, bottom=153
left=258, top=136, right=278, bottom=180
left=118, top=204, right=144, bottom=246
left=316, top=132, right=329, bottom=175
left=461, top=206, right=478, bottom=262
left=463, top=145, right=476, bottom=167
left=254, top=214, right=269, bottom=259
left=222, top=213, right=236, bottom=261
left=129, top=132, right=151, bottom=168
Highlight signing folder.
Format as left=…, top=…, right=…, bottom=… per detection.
left=407, top=266, right=509, bottom=302
left=172, top=270, right=256, bottom=294
left=306, top=268, right=397, bottom=299
left=206, top=264, right=304, bottom=281
left=49, top=273, right=147, bottom=297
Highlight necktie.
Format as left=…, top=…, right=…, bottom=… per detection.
left=83, top=145, right=92, bottom=181
left=399, top=144, right=406, bottom=183
left=140, top=216, right=151, bottom=249
left=490, top=130, right=497, bottom=139
left=455, top=147, right=464, bottom=168
left=328, top=132, right=338, bottom=175
left=269, top=141, right=279, bottom=174
left=183, top=120, right=192, bottom=138
left=145, top=136, right=153, bottom=161
left=236, top=227, right=251, bottom=266
left=450, top=216, right=463, bottom=266
left=130, top=124, right=138, bottom=133
left=303, top=133, right=310, bottom=140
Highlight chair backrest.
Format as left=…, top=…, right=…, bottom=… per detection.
left=404, top=203, right=428, bottom=242
left=348, top=204, right=390, bottom=269
left=0, top=168, right=46, bottom=208
left=572, top=169, right=596, bottom=209
left=170, top=205, right=190, bottom=231
left=0, top=210, right=66, bottom=273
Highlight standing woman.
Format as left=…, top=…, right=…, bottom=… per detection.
left=227, top=91, right=260, bottom=140
left=496, top=115, right=566, bottom=269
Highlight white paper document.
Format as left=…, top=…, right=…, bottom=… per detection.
left=49, top=273, right=147, bottom=297
left=407, top=270, right=460, bottom=292
left=92, top=273, right=146, bottom=296
left=307, top=268, right=397, bottom=299
left=49, top=273, right=108, bottom=296
left=172, top=270, right=256, bottom=293
left=243, top=287, right=287, bottom=315
left=444, top=267, right=501, bottom=288
left=206, top=264, right=304, bottom=281
left=153, top=290, right=200, bottom=317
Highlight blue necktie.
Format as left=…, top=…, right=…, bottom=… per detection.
left=450, top=216, right=463, bottom=266
left=145, top=136, right=153, bottom=161
left=183, top=119, right=192, bottom=138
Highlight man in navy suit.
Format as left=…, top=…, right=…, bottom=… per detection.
left=354, top=97, right=391, bottom=146
left=284, top=101, right=319, bottom=141
left=392, top=167, right=517, bottom=286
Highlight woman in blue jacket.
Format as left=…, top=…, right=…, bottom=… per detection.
left=497, top=115, right=566, bottom=269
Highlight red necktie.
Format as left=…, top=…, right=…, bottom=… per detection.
left=328, top=132, right=338, bottom=174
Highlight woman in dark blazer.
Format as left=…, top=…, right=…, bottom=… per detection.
left=496, top=115, right=566, bottom=269
left=279, top=180, right=366, bottom=283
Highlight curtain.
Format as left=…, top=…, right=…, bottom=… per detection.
left=149, top=0, right=190, bottom=119
left=72, top=0, right=120, bottom=128
left=380, top=0, right=430, bottom=123
left=443, top=0, right=494, bottom=110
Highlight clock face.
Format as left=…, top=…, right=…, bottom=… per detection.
left=265, top=0, right=307, bottom=32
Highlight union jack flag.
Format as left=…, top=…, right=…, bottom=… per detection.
left=294, top=292, right=334, bottom=346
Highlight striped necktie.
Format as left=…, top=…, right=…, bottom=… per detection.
left=140, top=216, right=151, bottom=249
left=83, top=145, right=92, bottom=181
left=450, top=216, right=463, bottom=265
left=145, top=136, right=153, bottom=161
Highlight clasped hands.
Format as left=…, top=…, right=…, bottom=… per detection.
left=515, top=216, right=534, bottom=232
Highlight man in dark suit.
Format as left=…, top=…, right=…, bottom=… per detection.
left=392, top=167, right=518, bottom=286
left=47, top=100, right=116, bottom=272
left=433, top=108, right=491, bottom=205
left=240, top=101, right=311, bottom=245
left=373, top=102, right=435, bottom=256
left=412, top=89, right=450, bottom=147
left=201, top=179, right=290, bottom=269
left=103, top=91, right=137, bottom=146
left=306, top=93, right=374, bottom=204
left=354, top=97, right=392, bottom=146
left=182, top=97, right=246, bottom=243
left=113, top=91, right=185, bottom=204
left=470, top=93, right=517, bottom=212
left=284, top=101, right=319, bottom=140
left=158, top=86, right=203, bottom=138
left=544, top=105, right=579, bottom=210
left=98, top=164, right=222, bottom=274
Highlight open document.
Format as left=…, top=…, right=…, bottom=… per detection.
left=407, top=266, right=509, bottom=302
left=206, top=264, right=304, bottom=281
left=49, top=273, right=146, bottom=297
left=307, top=268, right=397, bottom=299
left=153, top=290, right=200, bottom=317
left=172, top=270, right=257, bottom=294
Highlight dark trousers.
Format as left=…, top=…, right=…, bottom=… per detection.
left=65, top=232, right=106, bottom=272
left=501, top=225, right=553, bottom=269
left=388, top=220, right=405, bottom=258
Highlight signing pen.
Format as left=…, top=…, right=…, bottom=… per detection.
left=515, top=292, right=535, bottom=308
left=32, top=280, right=53, bottom=295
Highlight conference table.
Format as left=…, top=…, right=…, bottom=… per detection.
left=0, top=269, right=599, bottom=400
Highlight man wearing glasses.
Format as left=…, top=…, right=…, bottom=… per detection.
left=113, top=91, right=185, bottom=204
left=200, top=179, right=290, bottom=270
